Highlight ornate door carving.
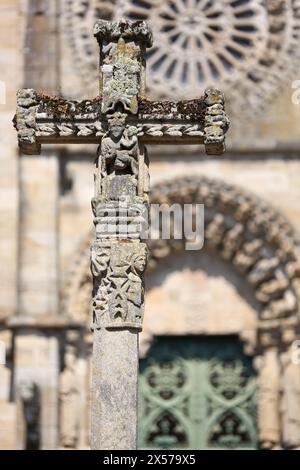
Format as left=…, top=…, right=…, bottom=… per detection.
left=138, top=336, right=257, bottom=449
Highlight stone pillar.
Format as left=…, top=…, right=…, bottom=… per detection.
left=281, top=344, right=300, bottom=449
left=78, top=332, right=93, bottom=449
left=256, top=346, right=281, bottom=449
left=91, top=329, right=138, bottom=449
left=14, top=332, right=59, bottom=449
left=90, top=20, right=152, bottom=449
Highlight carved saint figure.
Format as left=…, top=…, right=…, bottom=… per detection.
left=100, top=114, right=139, bottom=181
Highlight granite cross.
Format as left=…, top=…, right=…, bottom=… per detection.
left=14, top=19, right=229, bottom=450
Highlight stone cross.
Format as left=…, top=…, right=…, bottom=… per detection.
left=14, top=19, right=229, bottom=450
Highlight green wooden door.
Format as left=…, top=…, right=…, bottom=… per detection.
left=138, top=336, right=257, bottom=450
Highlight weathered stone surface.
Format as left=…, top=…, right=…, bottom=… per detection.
left=91, top=328, right=138, bottom=450
left=256, top=348, right=281, bottom=449
left=14, top=87, right=229, bottom=154
left=14, top=333, right=60, bottom=449
left=18, top=154, right=59, bottom=318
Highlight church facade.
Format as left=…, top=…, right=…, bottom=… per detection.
left=1, top=0, right=300, bottom=449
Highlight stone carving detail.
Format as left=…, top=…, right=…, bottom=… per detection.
left=59, top=331, right=80, bottom=449
left=64, top=176, right=300, bottom=341
left=90, top=20, right=152, bottom=330
left=63, top=0, right=300, bottom=118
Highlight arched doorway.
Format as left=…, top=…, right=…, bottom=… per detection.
left=62, top=176, right=300, bottom=449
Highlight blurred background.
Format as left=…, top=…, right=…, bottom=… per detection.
left=1, top=0, right=300, bottom=450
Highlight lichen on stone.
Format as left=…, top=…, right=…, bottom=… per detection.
left=138, top=97, right=206, bottom=122
left=36, top=92, right=102, bottom=119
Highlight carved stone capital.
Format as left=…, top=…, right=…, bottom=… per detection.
left=91, top=240, right=148, bottom=331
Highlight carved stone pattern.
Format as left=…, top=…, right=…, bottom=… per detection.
left=89, top=19, right=152, bottom=330
left=63, top=0, right=300, bottom=118
left=256, top=348, right=281, bottom=449
left=19, top=380, right=40, bottom=450
left=63, top=176, right=300, bottom=344
left=91, top=241, right=147, bottom=330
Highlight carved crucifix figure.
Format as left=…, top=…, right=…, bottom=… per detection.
left=14, top=19, right=229, bottom=449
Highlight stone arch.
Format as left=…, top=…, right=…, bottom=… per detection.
left=63, top=175, right=300, bottom=348
left=62, top=175, right=300, bottom=449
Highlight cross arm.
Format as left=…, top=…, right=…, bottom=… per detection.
left=137, top=88, right=229, bottom=154
left=13, top=88, right=105, bottom=154
left=14, top=87, right=229, bottom=155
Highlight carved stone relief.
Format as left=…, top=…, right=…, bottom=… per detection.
left=281, top=344, right=300, bottom=448
left=61, top=176, right=300, bottom=449
left=255, top=348, right=281, bottom=449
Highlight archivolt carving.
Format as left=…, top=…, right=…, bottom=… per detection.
left=63, top=0, right=300, bottom=118
left=62, top=176, right=300, bottom=346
